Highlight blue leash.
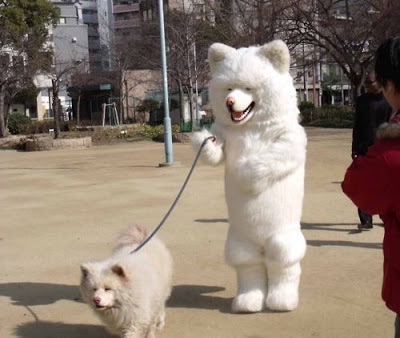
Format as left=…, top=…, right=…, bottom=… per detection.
left=131, top=136, right=215, bottom=254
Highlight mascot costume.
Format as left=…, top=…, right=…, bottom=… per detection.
left=192, top=40, right=307, bottom=312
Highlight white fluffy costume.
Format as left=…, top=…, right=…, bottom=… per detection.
left=192, top=40, right=307, bottom=313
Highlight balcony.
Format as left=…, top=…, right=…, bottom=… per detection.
left=113, top=4, right=139, bottom=14
left=113, top=19, right=141, bottom=29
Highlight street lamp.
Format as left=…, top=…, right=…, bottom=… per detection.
left=158, top=0, right=174, bottom=166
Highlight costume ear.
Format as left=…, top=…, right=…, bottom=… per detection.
left=208, top=43, right=236, bottom=65
left=111, top=264, right=127, bottom=279
left=259, top=40, right=290, bottom=73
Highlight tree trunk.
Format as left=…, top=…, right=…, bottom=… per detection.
left=124, top=79, right=129, bottom=122
left=177, top=79, right=186, bottom=127
left=0, top=89, right=6, bottom=137
left=52, top=79, right=61, bottom=139
left=77, top=90, right=81, bottom=125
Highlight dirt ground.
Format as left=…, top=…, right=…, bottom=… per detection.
left=0, top=127, right=393, bottom=338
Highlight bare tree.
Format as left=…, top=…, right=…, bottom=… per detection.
left=165, top=2, right=228, bottom=126
left=49, top=63, right=82, bottom=138
left=110, top=0, right=228, bottom=127
left=283, top=0, right=400, bottom=97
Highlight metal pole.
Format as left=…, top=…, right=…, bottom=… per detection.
left=158, top=0, right=173, bottom=165
left=193, top=42, right=200, bottom=129
left=302, top=42, right=308, bottom=102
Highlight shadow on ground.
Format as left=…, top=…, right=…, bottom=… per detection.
left=302, top=222, right=383, bottom=232
left=168, top=284, right=232, bottom=313
left=195, top=218, right=228, bottom=224
left=306, top=239, right=382, bottom=249
left=193, top=220, right=383, bottom=250
left=0, top=282, right=81, bottom=306
left=14, top=321, right=108, bottom=338
left=302, top=222, right=383, bottom=249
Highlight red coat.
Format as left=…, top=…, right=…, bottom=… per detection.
left=342, top=121, right=400, bottom=314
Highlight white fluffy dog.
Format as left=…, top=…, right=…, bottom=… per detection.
left=192, top=40, right=307, bottom=313
left=80, top=225, right=173, bottom=338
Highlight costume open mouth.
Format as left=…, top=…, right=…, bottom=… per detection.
left=230, top=102, right=255, bottom=122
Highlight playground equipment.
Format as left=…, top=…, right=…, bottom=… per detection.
left=102, top=102, right=120, bottom=126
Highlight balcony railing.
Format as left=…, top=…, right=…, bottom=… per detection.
left=113, top=4, right=139, bottom=14
left=113, top=19, right=141, bottom=29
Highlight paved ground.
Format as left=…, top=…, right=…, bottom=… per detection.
left=0, top=127, right=393, bottom=338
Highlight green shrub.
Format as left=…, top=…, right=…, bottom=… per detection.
left=138, top=124, right=180, bottom=139
left=298, top=101, right=315, bottom=112
left=7, top=113, right=31, bottom=135
left=136, top=99, right=160, bottom=114
left=300, top=104, right=354, bottom=128
left=23, top=120, right=77, bottom=134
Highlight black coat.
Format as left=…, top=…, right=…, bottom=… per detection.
left=352, top=92, right=391, bottom=155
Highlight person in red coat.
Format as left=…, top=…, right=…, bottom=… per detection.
left=342, top=35, right=400, bottom=337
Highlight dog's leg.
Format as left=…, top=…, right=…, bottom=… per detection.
left=145, top=327, right=156, bottom=338
left=231, top=263, right=267, bottom=313
left=155, top=307, right=165, bottom=331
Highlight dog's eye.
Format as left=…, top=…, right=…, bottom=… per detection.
left=227, top=88, right=232, bottom=91
left=245, top=87, right=251, bottom=91
left=92, top=288, right=97, bottom=291
left=105, top=288, right=111, bottom=292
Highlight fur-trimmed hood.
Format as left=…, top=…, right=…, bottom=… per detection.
left=376, top=120, right=400, bottom=140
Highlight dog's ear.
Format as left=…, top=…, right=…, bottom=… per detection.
left=111, top=264, right=127, bottom=279
left=80, top=263, right=91, bottom=278
left=259, top=40, right=290, bottom=73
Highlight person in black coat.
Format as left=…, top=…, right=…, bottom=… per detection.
left=351, top=71, right=392, bottom=230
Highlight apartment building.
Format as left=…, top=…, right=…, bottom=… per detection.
left=51, top=1, right=89, bottom=69
left=112, top=0, right=141, bottom=39
left=81, top=0, right=113, bottom=71
left=33, top=1, right=89, bottom=120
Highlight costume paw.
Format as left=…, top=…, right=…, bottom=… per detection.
left=191, top=129, right=224, bottom=165
left=231, top=290, right=265, bottom=313
left=190, top=129, right=215, bottom=148
left=265, top=283, right=298, bottom=311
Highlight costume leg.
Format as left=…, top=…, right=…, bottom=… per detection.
left=231, top=263, right=267, bottom=313
left=265, top=261, right=301, bottom=311
left=225, top=229, right=266, bottom=313
left=264, top=229, right=306, bottom=311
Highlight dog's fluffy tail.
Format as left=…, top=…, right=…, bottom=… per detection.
left=113, top=225, right=148, bottom=252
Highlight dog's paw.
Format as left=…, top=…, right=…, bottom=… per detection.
left=231, top=290, right=265, bottom=313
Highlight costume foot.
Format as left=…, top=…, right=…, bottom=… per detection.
left=266, top=284, right=298, bottom=311
left=231, top=290, right=265, bottom=313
